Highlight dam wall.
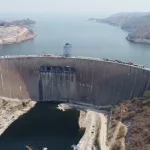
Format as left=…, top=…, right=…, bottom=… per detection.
left=0, top=56, right=150, bottom=106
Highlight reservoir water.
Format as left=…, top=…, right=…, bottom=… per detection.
left=0, top=103, right=83, bottom=150
left=0, top=13, right=150, bottom=67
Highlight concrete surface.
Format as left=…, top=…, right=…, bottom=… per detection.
left=0, top=55, right=149, bottom=106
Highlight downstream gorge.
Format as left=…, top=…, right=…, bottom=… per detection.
left=0, top=55, right=150, bottom=150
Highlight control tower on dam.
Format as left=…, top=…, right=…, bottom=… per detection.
left=0, top=56, right=149, bottom=106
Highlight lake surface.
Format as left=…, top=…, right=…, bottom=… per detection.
left=0, top=103, right=83, bottom=150
left=0, top=13, right=149, bottom=67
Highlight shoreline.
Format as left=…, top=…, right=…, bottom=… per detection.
left=57, top=103, right=109, bottom=150
left=126, top=36, right=150, bottom=44
left=57, top=103, right=128, bottom=150
left=0, top=99, right=36, bottom=136
left=89, top=18, right=150, bottom=44
left=0, top=26, right=36, bottom=45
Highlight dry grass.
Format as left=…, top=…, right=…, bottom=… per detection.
left=111, top=140, right=121, bottom=150
left=107, top=120, right=119, bottom=143
left=117, top=126, right=126, bottom=139
left=110, top=91, right=150, bottom=150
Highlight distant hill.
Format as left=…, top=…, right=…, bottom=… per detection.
left=0, top=18, right=35, bottom=27
left=110, top=12, right=150, bottom=18
left=121, top=15, right=150, bottom=32
left=89, top=12, right=150, bottom=44
left=126, top=25, right=150, bottom=43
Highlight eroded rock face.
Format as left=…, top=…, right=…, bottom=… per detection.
left=111, top=92, right=150, bottom=150
left=78, top=110, right=109, bottom=150
left=78, top=110, right=129, bottom=150
left=0, top=99, right=36, bottom=136
left=78, top=110, right=87, bottom=129
left=0, top=26, right=36, bottom=45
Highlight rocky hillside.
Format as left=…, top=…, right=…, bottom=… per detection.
left=109, top=91, right=150, bottom=150
left=58, top=91, right=150, bottom=150
left=0, top=99, right=36, bottom=136
left=0, top=26, right=36, bottom=45
left=126, top=25, right=150, bottom=43
left=89, top=12, right=150, bottom=44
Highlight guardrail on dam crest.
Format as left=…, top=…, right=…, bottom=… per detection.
left=0, top=55, right=150, bottom=106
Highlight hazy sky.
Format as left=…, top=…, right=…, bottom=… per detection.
left=1, top=0, right=150, bottom=14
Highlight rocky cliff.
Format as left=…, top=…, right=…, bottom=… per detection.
left=89, top=12, right=150, bottom=44
left=110, top=91, right=150, bottom=150
left=0, top=98, right=36, bottom=136
left=0, top=26, right=36, bottom=44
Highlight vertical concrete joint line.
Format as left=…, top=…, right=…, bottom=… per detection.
left=20, top=86, right=22, bottom=91
left=1, top=73, right=4, bottom=92
left=129, top=68, right=137, bottom=100
left=91, top=62, right=94, bottom=93
left=7, top=59, right=11, bottom=98
left=138, top=70, right=143, bottom=97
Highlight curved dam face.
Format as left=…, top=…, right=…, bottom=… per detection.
left=0, top=56, right=150, bottom=106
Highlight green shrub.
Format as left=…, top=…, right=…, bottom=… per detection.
left=143, top=91, right=150, bottom=97
left=132, top=97, right=140, bottom=102
left=143, top=106, right=150, bottom=111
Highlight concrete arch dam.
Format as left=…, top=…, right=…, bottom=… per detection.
left=0, top=56, right=150, bottom=106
